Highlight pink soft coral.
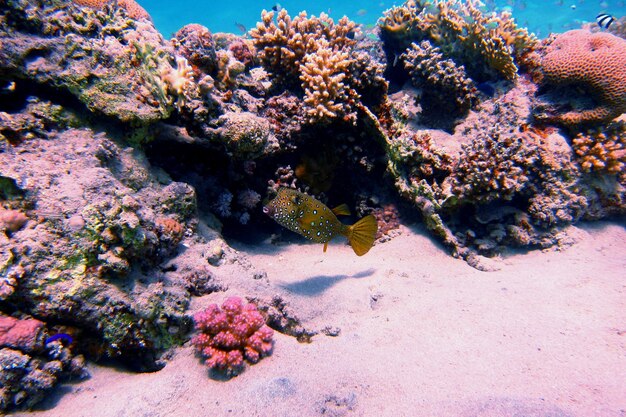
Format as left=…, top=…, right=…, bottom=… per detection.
left=191, top=296, right=274, bottom=376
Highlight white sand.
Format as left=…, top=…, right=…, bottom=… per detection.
left=14, top=222, right=626, bottom=417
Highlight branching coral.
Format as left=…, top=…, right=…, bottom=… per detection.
left=250, top=9, right=357, bottom=83
left=379, top=0, right=538, bottom=81
left=250, top=9, right=379, bottom=124
left=402, top=40, right=476, bottom=115
left=300, top=39, right=359, bottom=123
left=537, top=30, right=626, bottom=126
left=191, top=297, right=274, bottom=376
left=572, top=121, right=626, bottom=174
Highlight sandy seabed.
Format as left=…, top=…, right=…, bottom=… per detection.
left=12, top=221, right=626, bottom=417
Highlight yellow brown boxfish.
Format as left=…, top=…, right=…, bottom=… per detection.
left=263, top=188, right=378, bottom=256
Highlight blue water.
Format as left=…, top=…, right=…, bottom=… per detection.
left=141, top=0, right=626, bottom=40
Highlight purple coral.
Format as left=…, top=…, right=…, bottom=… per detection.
left=191, top=296, right=274, bottom=376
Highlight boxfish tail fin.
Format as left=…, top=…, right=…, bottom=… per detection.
left=346, top=215, right=378, bottom=256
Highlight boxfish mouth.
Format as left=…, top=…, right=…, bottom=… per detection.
left=262, top=205, right=273, bottom=216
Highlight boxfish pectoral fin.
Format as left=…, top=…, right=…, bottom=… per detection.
left=331, top=204, right=351, bottom=216
left=297, top=211, right=319, bottom=228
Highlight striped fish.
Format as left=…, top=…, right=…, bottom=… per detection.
left=596, top=13, right=615, bottom=29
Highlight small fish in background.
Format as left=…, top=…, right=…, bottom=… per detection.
left=264, top=188, right=378, bottom=256
left=234, top=22, right=247, bottom=34
left=599, top=1, right=609, bottom=8
left=356, top=8, right=368, bottom=16
left=271, top=3, right=282, bottom=12
left=571, top=4, right=576, bottom=9
left=596, top=13, right=615, bottom=29
left=555, top=0, right=564, bottom=5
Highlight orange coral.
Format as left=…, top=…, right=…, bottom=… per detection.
left=540, top=30, right=626, bottom=125
left=73, top=0, right=151, bottom=20
left=571, top=121, right=626, bottom=174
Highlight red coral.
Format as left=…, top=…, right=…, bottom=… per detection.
left=191, top=297, right=274, bottom=376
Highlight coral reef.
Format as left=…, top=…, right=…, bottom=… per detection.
left=191, top=296, right=274, bottom=376
left=0, top=0, right=176, bottom=126
left=0, top=0, right=624, bottom=410
left=379, top=0, right=538, bottom=81
left=535, top=30, right=626, bottom=126
left=377, top=77, right=620, bottom=263
left=0, top=126, right=198, bottom=374
left=299, top=39, right=359, bottom=123
left=0, top=315, right=45, bottom=353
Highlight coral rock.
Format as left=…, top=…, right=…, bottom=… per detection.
left=172, top=24, right=217, bottom=73
left=539, top=30, right=626, bottom=125
left=0, top=315, right=45, bottom=353
left=0, top=209, right=28, bottom=234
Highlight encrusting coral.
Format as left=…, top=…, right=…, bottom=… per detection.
left=73, top=0, right=151, bottom=20
left=402, top=40, right=476, bottom=116
left=191, top=297, right=274, bottom=376
left=537, top=30, right=626, bottom=126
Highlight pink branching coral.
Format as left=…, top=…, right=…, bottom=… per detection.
left=191, top=296, right=274, bottom=376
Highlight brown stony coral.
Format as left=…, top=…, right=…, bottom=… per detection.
left=73, top=0, right=151, bottom=20
left=572, top=121, right=626, bottom=174
left=250, top=9, right=356, bottom=81
left=250, top=9, right=357, bottom=84
left=251, top=9, right=378, bottom=124
left=538, top=30, right=626, bottom=126
left=300, top=40, right=360, bottom=124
